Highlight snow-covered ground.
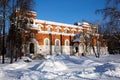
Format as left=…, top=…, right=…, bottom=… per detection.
left=0, top=54, right=120, bottom=80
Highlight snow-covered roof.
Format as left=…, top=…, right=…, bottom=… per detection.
left=35, top=19, right=81, bottom=28
left=82, top=22, right=89, bottom=25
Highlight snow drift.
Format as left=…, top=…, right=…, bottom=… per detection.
left=0, top=54, right=120, bottom=80
left=36, top=55, right=68, bottom=72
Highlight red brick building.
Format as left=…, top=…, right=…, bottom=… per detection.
left=11, top=10, right=108, bottom=57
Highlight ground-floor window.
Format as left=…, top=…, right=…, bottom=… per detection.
left=65, top=39, right=69, bottom=46
left=44, top=38, right=50, bottom=46
left=55, top=39, right=60, bottom=46
left=54, top=39, right=61, bottom=54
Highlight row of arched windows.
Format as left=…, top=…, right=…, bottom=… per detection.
left=44, top=38, right=69, bottom=46
left=38, top=24, right=78, bottom=34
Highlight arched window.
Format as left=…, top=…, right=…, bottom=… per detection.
left=65, top=39, right=69, bottom=46
left=64, top=27, right=69, bottom=33
left=72, top=28, right=76, bottom=34
left=46, top=25, right=53, bottom=32
left=73, top=30, right=76, bottom=34
left=48, top=27, right=52, bottom=32
left=56, top=26, right=61, bottom=32
left=44, top=38, right=50, bottom=46
left=55, top=39, right=60, bottom=46
left=56, top=28, right=60, bottom=32
left=38, top=24, right=43, bottom=31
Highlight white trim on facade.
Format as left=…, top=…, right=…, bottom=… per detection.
left=38, top=31, right=76, bottom=36
left=35, top=19, right=80, bottom=28
left=64, top=27, right=70, bottom=30
left=55, top=26, right=62, bottom=29
left=46, top=25, right=53, bottom=28
left=71, top=28, right=77, bottom=31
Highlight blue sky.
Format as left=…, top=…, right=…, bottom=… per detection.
left=35, top=0, right=106, bottom=24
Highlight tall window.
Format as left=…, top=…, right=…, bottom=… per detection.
left=65, top=40, right=69, bottom=46
left=55, top=39, right=60, bottom=46
left=54, top=39, right=61, bottom=53
left=44, top=38, right=50, bottom=46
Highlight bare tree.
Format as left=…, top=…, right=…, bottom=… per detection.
left=0, top=0, right=35, bottom=63
left=0, top=0, right=11, bottom=64
left=8, top=0, right=35, bottom=63
left=96, top=0, right=120, bottom=54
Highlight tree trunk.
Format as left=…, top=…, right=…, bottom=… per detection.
left=91, top=41, right=98, bottom=58
left=2, top=1, right=6, bottom=64
left=19, top=47, right=22, bottom=59
left=15, top=48, right=18, bottom=62
left=10, top=46, right=14, bottom=64
left=96, top=41, right=101, bottom=58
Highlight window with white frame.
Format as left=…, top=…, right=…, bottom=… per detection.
left=65, top=40, right=69, bottom=46
left=55, top=39, right=60, bottom=46
left=73, top=30, right=76, bottom=34
left=64, top=27, right=69, bottom=33
left=48, top=27, right=52, bottom=32
left=56, top=28, right=60, bottom=32
left=72, top=28, right=76, bottom=34
left=47, top=25, right=52, bottom=32
left=56, top=26, right=61, bottom=32
left=38, top=24, right=43, bottom=31
left=44, top=38, right=50, bottom=46
left=65, top=29, right=69, bottom=33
